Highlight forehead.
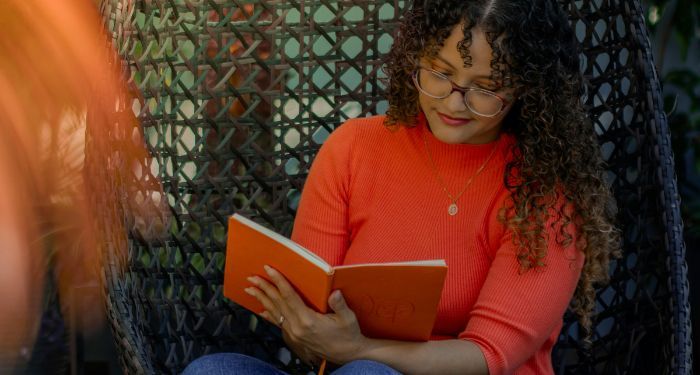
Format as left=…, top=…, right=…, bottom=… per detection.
left=427, top=24, right=494, bottom=76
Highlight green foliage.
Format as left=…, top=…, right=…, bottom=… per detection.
left=645, top=0, right=700, bottom=59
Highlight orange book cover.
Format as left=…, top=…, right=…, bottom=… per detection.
left=224, top=214, right=448, bottom=341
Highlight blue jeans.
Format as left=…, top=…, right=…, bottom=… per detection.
left=182, top=353, right=402, bottom=375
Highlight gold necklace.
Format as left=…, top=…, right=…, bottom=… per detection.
left=422, top=132, right=500, bottom=216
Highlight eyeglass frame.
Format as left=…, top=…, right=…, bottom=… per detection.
left=411, top=67, right=511, bottom=118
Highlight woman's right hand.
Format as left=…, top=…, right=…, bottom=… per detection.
left=282, top=329, right=322, bottom=367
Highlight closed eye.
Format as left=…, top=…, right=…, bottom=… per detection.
left=478, top=85, right=499, bottom=91
left=475, top=82, right=503, bottom=91
left=428, top=63, right=453, bottom=76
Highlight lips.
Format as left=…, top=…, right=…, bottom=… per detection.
left=437, top=112, right=471, bottom=126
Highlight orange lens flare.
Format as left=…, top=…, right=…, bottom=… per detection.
left=0, top=0, right=164, bottom=368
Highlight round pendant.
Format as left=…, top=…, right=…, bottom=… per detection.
left=448, top=203, right=458, bottom=216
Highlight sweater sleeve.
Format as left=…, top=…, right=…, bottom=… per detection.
left=458, top=197, right=585, bottom=375
left=290, top=120, right=356, bottom=267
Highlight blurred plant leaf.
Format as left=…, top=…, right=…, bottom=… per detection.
left=672, top=0, right=700, bottom=60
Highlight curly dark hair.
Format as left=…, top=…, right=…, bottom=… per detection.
left=383, top=0, right=621, bottom=336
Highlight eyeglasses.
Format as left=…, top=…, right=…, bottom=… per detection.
left=411, top=68, right=510, bottom=117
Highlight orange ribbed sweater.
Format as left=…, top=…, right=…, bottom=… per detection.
left=291, top=113, right=584, bottom=375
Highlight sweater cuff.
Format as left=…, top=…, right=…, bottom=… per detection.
left=458, top=334, right=506, bottom=375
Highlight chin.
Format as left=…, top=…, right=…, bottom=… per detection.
left=435, top=133, right=468, bottom=144
left=428, top=120, right=472, bottom=144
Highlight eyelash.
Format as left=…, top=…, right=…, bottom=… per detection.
left=430, top=65, right=451, bottom=75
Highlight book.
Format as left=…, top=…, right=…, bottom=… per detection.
left=223, top=213, right=448, bottom=341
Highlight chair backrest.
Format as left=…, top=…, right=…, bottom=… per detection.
left=94, top=0, right=692, bottom=373
left=550, top=1, right=692, bottom=372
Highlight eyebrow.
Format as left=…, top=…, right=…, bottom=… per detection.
left=433, top=54, right=493, bottom=80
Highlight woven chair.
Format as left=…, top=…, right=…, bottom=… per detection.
left=92, top=0, right=692, bottom=373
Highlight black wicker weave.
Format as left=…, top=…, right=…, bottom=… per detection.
left=92, top=0, right=692, bottom=374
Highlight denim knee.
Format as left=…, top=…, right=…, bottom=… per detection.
left=182, top=352, right=286, bottom=375
left=332, top=359, right=402, bottom=375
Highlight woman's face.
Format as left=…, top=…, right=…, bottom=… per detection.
left=417, top=24, right=515, bottom=144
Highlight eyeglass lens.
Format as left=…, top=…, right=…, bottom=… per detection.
left=415, top=69, right=503, bottom=116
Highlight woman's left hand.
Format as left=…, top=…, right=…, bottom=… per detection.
left=244, top=265, right=369, bottom=366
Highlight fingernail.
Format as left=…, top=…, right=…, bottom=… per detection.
left=247, top=276, right=258, bottom=284
left=263, top=265, right=273, bottom=274
left=244, top=287, right=255, bottom=296
left=334, top=290, right=343, bottom=302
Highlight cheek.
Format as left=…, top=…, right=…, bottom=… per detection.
left=418, top=93, right=435, bottom=112
left=482, top=118, right=503, bottom=129
left=417, top=94, right=427, bottom=111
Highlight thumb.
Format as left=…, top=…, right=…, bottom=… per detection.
left=328, top=290, right=354, bottom=320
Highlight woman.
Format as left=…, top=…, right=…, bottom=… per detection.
left=185, top=0, right=619, bottom=374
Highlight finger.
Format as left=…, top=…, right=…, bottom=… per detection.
left=259, top=310, right=277, bottom=326
left=248, top=276, right=297, bottom=326
left=248, top=276, right=287, bottom=314
left=262, top=266, right=320, bottom=327
left=254, top=268, right=320, bottom=331
left=247, top=276, right=283, bottom=308
left=263, top=265, right=307, bottom=309
left=261, top=310, right=288, bottom=329
left=245, top=287, right=280, bottom=322
left=328, top=290, right=356, bottom=322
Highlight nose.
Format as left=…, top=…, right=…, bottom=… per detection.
left=444, top=89, right=468, bottom=113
